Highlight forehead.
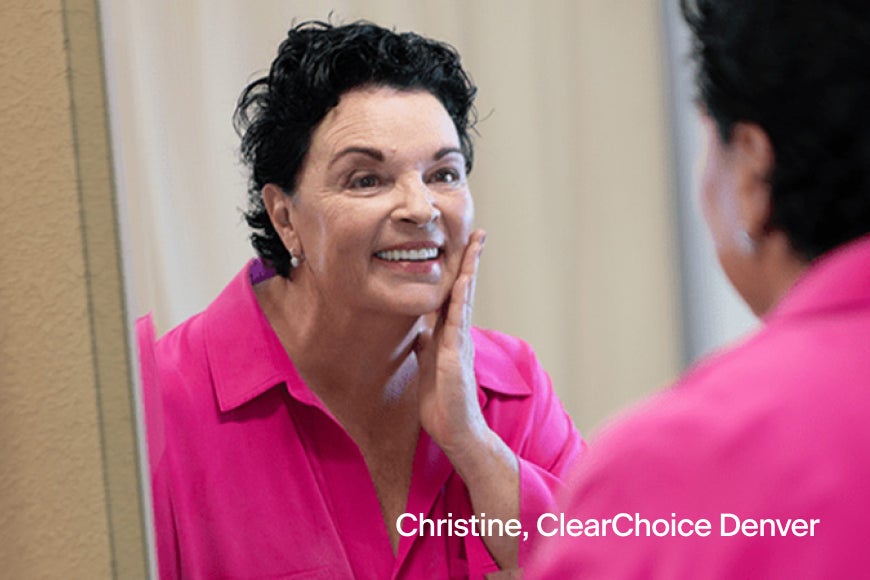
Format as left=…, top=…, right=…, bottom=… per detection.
left=309, top=86, right=460, bottom=157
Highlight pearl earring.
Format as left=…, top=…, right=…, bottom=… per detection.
left=289, top=251, right=300, bottom=269
left=737, top=230, right=756, bottom=254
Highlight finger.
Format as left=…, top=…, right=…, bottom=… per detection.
left=458, top=229, right=486, bottom=281
left=441, top=273, right=469, bottom=352
left=413, top=325, right=435, bottom=357
left=465, top=230, right=485, bottom=315
left=459, top=230, right=485, bottom=333
left=421, top=311, right=440, bottom=333
left=431, top=230, right=486, bottom=340
left=459, top=230, right=486, bottom=305
left=443, top=230, right=486, bottom=348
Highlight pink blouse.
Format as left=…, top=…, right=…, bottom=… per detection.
left=528, top=235, right=870, bottom=578
left=138, top=260, right=583, bottom=579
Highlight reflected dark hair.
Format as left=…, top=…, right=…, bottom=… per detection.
left=680, top=0, right=870, bottom=260
left=233, top=20, right=478, bottom=277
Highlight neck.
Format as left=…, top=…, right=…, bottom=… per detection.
left=752, top=232, right=809, bottom=316
left=255, top=275, right=423, bottom=405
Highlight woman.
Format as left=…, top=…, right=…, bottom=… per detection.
left=137, top=21, right=582, bottom=579
left=529, top=0, right=870, bottom=577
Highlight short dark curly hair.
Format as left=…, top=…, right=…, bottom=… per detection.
left=233, top=20, right=478, bottom=277
left=680, top=0, right=870, bottom=260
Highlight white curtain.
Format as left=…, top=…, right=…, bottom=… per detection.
left=102, top=0, right=684, bottom=434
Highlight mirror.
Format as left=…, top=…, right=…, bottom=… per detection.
left=95, top=0, right=755, bottom=575
left=102, top=0, right=686, bottom=433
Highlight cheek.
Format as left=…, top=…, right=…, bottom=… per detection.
left=697, top=119, right=723, bottom=235
left=444, top=190, right=474, bottom=242
left=298, top=204, right=363, bottom=272
left=698, top=143, right=734, bottom=246
left=699, top=166, right=718, bottom=233
left=701, top=186, right=731, bottom=253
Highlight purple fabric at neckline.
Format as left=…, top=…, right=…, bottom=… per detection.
left=249, top=258, right=276, bottom=285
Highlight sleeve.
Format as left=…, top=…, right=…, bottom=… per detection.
left=512, top=355, right=586, bottom=567
left=150, top=458, right=181, bottom=579
left=524, top=435, right=668, bottom=577
left=137, top=314, right=181, bottom=579
left=523, top=394, right=739, bottom=578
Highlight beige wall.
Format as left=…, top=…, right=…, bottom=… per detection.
left=0, top=0, right=147, bottom=577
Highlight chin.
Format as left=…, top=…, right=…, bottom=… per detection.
left=389, top=298, right=444, bottom=318
left=366, top=280, right=449, bottom=317
left=380, top=289, right=447, bottom=318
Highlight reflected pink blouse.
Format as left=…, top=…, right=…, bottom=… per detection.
left=138, top=260, right=583, bottom=579
left=528, top=235, right=870, bottom=578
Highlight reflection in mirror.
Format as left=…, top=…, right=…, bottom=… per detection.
left=100, top=1, right=715, bottom=576
left=127, top=18, right=590, bottom=577
left=102, top=1, right=682, bottom=440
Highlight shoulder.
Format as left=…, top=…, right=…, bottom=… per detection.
left=471, top=326, right=542, bottom=377
left=471, top=326, right=546, bottom=398
left=568, top=320, right=870, bottom=511
left=149, top=261, right=256, bottom=386
left=471, top=326, right=537, bottom=359
left=152, top=311, right=210, bottom=383
left=471, top=327, right=584, bottom=467
left=540, top=319, right=870, bottom=577
left=136, top=310, right=213, bottom=468
left=574, top=332, right=781, bottom=486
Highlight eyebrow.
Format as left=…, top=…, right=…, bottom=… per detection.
left=330, top=146, right=384, bottom=167
left=329, top=145, right=465, bottom=167
left=434, top=147, right=464, bottom=160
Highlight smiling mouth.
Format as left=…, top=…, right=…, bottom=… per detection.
left=374, top=247, right=441, bottom=262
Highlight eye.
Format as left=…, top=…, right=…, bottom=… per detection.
left=429, top=167, right=463, bottom=185
left=349, top=174, right=382, bottom=190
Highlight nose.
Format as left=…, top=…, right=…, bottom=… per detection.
left=393, top=178, right=441, bottom=226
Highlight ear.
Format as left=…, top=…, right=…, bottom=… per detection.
left=731, top=122, right=775, bottom=239
left=262, top=183, right=301, bottom=253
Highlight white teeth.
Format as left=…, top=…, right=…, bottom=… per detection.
left=376, top=247, right=439, bottom=261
